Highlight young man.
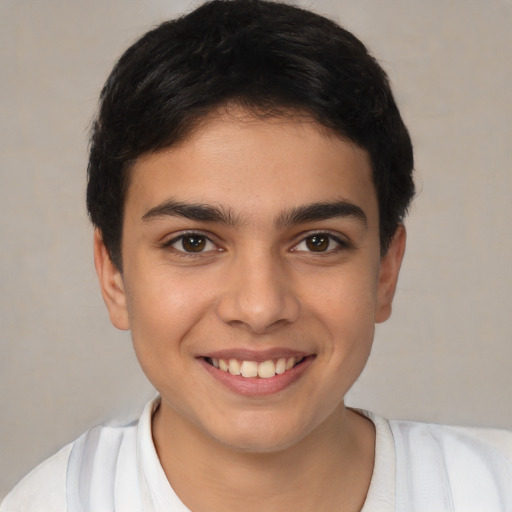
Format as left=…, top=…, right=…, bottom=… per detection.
left=2, top=1, right=511, bottom=511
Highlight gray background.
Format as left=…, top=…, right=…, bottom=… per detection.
left=1, top=0, right=511, bottom=499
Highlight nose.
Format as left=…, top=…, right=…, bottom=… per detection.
left=215, top=250, right=300, bottom=334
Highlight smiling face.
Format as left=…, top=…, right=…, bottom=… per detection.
left=95, top=110, right=405, bottom=453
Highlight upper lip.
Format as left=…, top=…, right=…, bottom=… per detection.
left=199, top=348, right=312, bottom=362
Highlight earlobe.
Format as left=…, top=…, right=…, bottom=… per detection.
left=375, top=225, right=406, bottom=324
left=93, top=230, right=130, bottom=331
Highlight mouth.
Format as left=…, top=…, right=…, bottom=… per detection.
left=198, top=352, right=315, bottom=396
left=204, top=355, right=307, bottom=379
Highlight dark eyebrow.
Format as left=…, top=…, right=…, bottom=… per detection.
left=142, top=198, right=366, bottom=229
left=276, top=201, right=367, bottom=229
left=142, top=200, right=239, bottom=225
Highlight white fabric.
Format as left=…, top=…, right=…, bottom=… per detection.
left=391, top=419, right=512, bottom=512
left=2, top=398, right=512, bottom=512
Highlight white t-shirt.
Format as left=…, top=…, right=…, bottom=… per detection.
left=2, top=397, right=512, bottom=512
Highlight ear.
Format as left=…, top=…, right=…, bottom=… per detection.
left=375, top=224, right=406, bottom=324
left=93, top=230, right=130, bottom=330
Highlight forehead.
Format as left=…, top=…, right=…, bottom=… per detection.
left=125, top=112, right=377, bottom=227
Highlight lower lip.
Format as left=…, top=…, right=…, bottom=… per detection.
left=198, top=356, right=314, bottom=397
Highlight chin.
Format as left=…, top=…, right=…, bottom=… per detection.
left=215, top=428, right=302, bottom=454
left=204, top=409, right=319, bottom=454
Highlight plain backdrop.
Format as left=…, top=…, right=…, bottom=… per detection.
left=1, top=0, right=511, bottom=499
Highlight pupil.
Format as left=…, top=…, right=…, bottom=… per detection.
left=183, top=235, right=206, bottom=252
left=306, top=235, right=329, bottom=252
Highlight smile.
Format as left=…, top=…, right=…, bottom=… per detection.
left=206, top=356, right=304, bottom=379
left=200, top=353, right=314, bottom=396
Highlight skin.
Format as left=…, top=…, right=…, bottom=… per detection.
left=94, top=109, right=406, bottom=511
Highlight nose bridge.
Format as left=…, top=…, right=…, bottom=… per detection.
left=216, top=244, right=300, bottom=333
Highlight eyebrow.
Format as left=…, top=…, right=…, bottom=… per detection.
left=142, top=200, right=239, bottom=225
left=142, top=198, right=367, bottom=228
left=276, top=201, right=367, bottom=229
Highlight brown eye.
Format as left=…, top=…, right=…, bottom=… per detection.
left=305, top=234, right=330, bottom=252
left=181, top=235, right=207, bottom=252
left=293, top=233, right=346, bottom=254
left=168, top=233, right=216, bottom=254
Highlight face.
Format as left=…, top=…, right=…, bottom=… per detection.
left=95, top=110, right=405, bottom=453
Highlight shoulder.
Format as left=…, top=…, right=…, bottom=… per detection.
left=389, top=418, right=512, bottom=465
left=0, top=443, right=72, bottom=512
left=389, top=419, right=512, bottom=511
left=449, top=424, right=512, bottom=463
left=0, top=420, right=139, bottom=512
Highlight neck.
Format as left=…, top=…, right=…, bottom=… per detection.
left=152, top=401, right=375, bottom=512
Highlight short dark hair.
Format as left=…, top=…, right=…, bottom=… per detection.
left=87, top=0, right=414, bottom=269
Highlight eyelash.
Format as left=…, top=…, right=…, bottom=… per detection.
left=292, top=232, right=349, bottom=254
left=162, top=231, right=349, bottom=256
left=163, top=231, right=220, bottom=256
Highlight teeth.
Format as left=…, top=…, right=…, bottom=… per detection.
left=240, top=360, right=258, bottom=378
left=258, top=360, right=276, bottom=379
left=212, top=356, right=305, bottom=378
left=228, top=359, right=241, bottom=376
left=275, top=358, right=286, bottom=375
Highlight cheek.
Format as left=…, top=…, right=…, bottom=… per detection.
left=302, top=265, right=378, bottom=363
left=307, top=266, right=378, bottom=325
left=125, top=272, right=216, bottom=398
left=125, top=266, right=214, bottom=355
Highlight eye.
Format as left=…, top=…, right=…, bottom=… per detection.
left=167, top=233, right=217, bottom=253
left=293, top=233, right=346, bottom=253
